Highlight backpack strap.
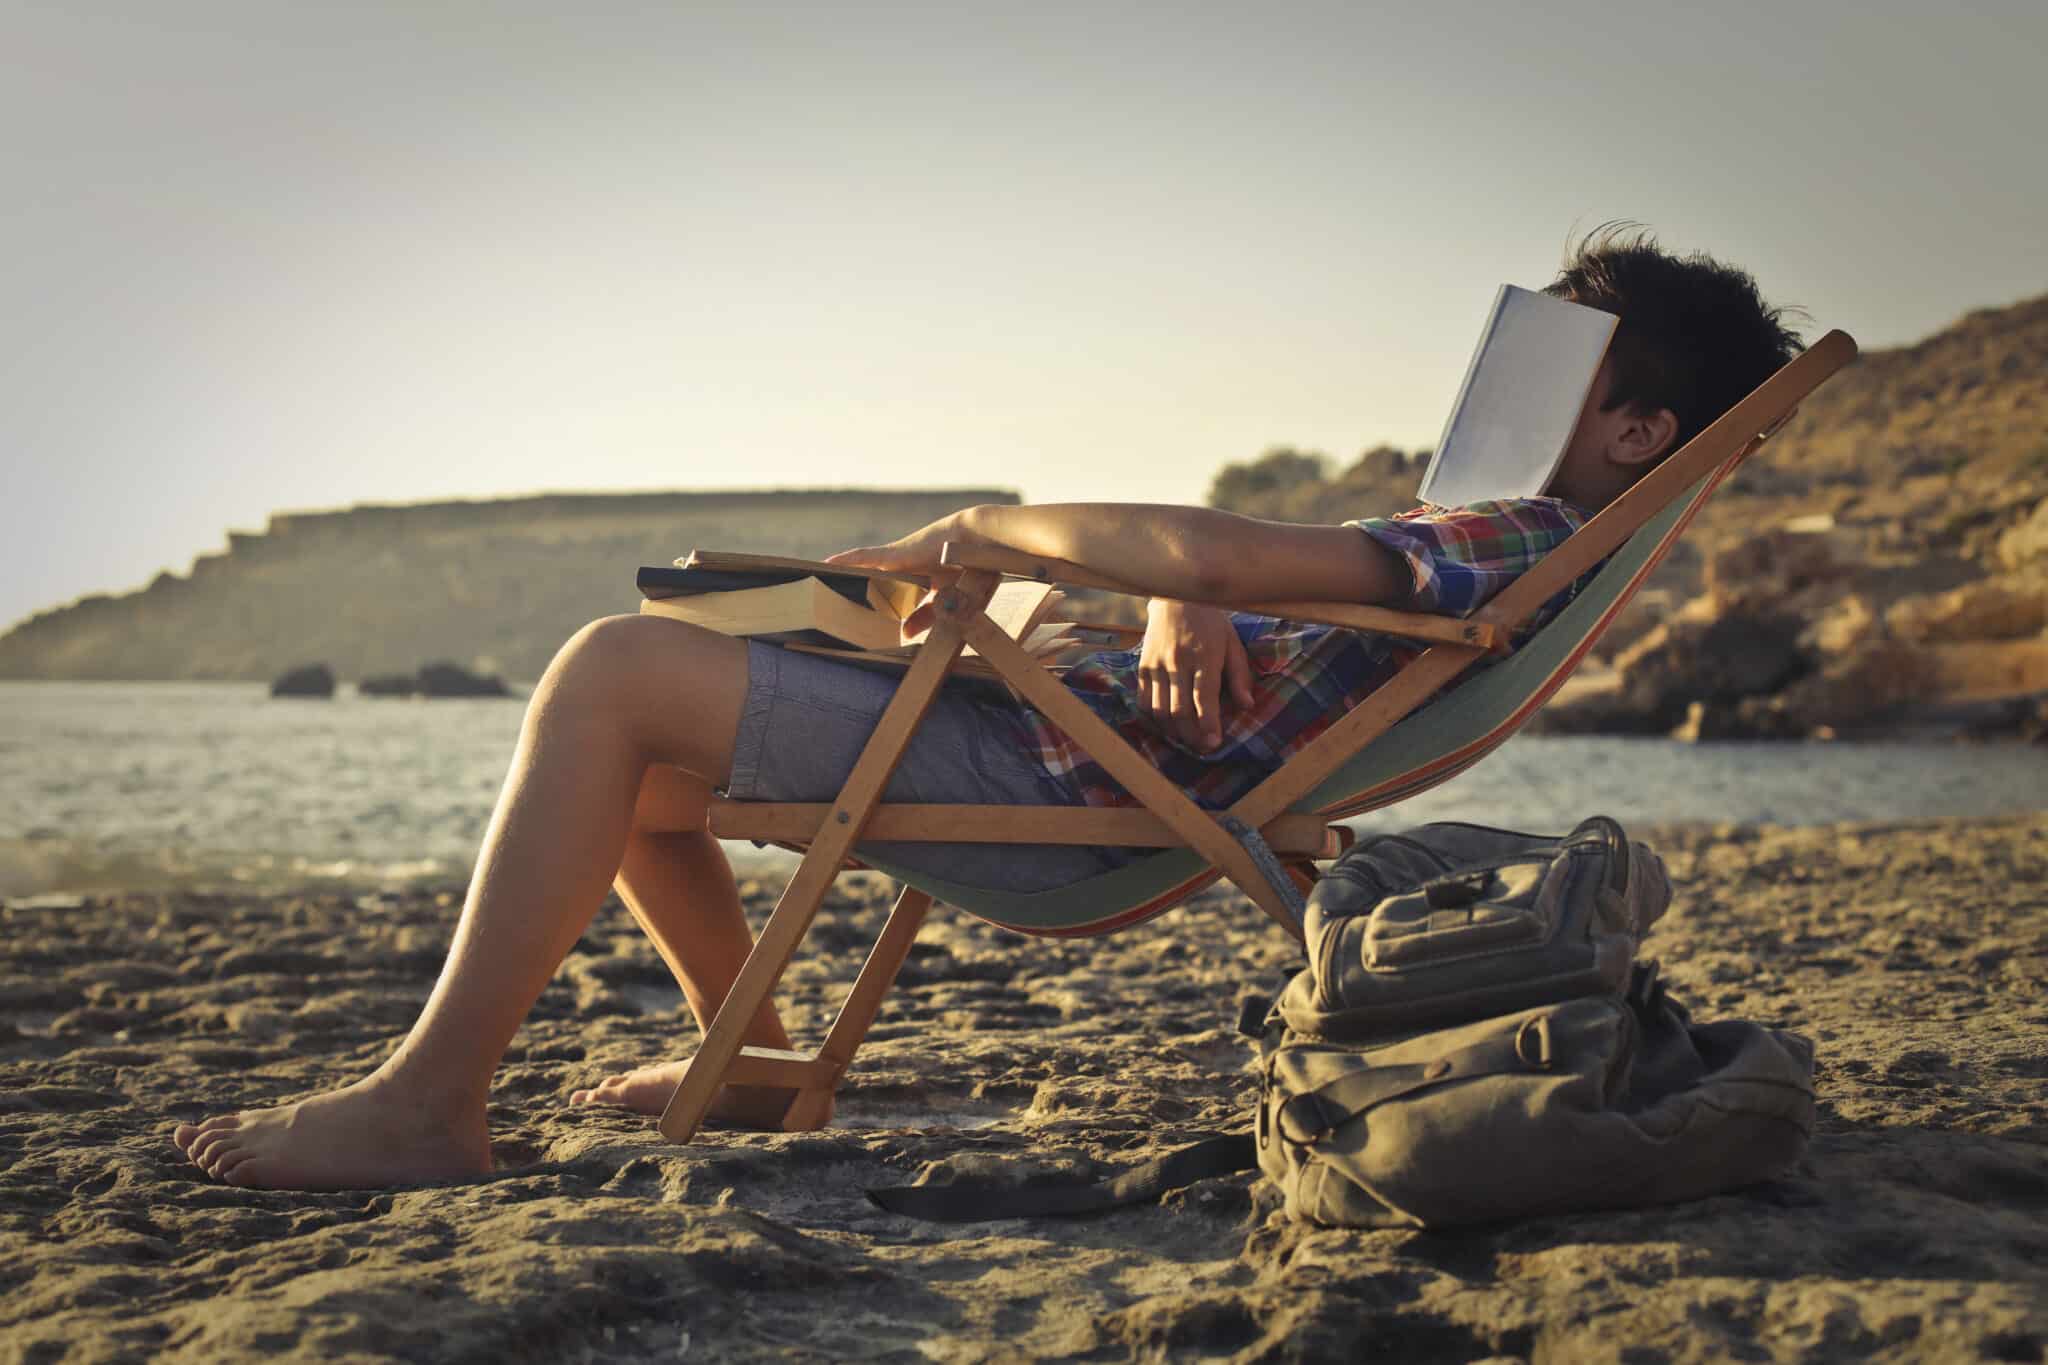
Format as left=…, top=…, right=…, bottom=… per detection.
left=1272, top=1017, right=1550, bottom=1147
left=1219, top=814, right=1308, bottom=927
left=866, top=1134, right=1256, bottom=1222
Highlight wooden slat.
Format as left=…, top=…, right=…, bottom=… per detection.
left=659, top=571, right=998, bottom=1142
left=817, top=885, right=935, bottom=1069
left=951, top=608, right=1302, bottom=926
left=724, top=1045, right=841, bottom=1090
left=1236, top=601, right=1500, bottom=651
left=705, top=798, right=1338, bottom=853
left=938, top=542, right=1500, bottom=650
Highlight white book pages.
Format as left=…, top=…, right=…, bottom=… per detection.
left=1415, top=285, right=1617, bottom=509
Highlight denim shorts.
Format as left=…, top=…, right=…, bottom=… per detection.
left=724, top=642, right=1132, bottom=892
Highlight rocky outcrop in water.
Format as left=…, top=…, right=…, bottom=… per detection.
left=356, top=663, right=513, bottom=699
left=0, top=489, right=1016, bottom=683
left=268, top=664, right=336, bottom=699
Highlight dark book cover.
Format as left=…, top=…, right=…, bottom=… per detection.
left=634, top=564, right=876, bottom=604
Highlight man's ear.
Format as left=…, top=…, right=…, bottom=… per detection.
left=1611, top=405, right=1679, bottom=469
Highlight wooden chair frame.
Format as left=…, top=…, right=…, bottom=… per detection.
left=639, top=330, right=1859, bottom=1142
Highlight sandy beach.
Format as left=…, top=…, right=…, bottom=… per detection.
left=3, top=813, right=2044, bottom=1363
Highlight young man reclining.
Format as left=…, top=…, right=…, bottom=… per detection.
left=174, top=228, right=1804, bottom=1190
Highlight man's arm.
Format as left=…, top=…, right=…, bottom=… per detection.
left=829, top=502, right=1411, bottom=606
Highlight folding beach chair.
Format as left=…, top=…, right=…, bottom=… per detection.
left=634, top=330, right=1858, bottom=1142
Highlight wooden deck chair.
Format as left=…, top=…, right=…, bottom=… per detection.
left=635, top=330, right=1859, bottom=1142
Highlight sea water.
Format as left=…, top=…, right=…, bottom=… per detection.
left=3, top=681, right=2043, bottom=897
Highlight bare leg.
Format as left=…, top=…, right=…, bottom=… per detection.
left=568, top=815, right=833, bottom=1126
left=174, top=616, right=766, bottom=1190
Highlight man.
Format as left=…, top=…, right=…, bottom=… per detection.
left=174, top=227, right=1803, bottom=1190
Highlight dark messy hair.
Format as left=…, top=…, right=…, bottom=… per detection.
left=1545, top=223, right=1806, bottom=453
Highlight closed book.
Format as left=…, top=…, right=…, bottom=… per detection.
left=639, top=576, right=906, bottom=650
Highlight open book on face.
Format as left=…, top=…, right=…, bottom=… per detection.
left=1413, top=285, right=1618, bottom=509
left=634, top=551, right=1063, bottom=663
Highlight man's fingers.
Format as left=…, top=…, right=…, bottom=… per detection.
left=1225, top=633, right=1255, bottom=709
left=1191, top=669, right=1222, bottom=750
left=1168, top=678, right=1201, bottom=748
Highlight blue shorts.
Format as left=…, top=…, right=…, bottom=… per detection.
left=724, top=642, right=1132, bottom=892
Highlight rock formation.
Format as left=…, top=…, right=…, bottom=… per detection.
left=1537, top=293, right=2048, bottom=740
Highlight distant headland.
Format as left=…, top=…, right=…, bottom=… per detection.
left=0, top=489, right=1016, bottom=682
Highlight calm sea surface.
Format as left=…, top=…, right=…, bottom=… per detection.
left=3, top=681, right=2043, bottom=897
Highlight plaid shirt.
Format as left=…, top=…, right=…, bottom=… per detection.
left=1004, top=497, right=1591, bottom=809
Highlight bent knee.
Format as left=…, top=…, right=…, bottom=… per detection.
left=554, top=613, right=673, bottom=673
left=536, top=615, right=660, bottom=703
left=539, top=614, right=750, bottom=736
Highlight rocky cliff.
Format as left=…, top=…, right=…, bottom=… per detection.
left=0, top=489, right=1016, bottom=682
left=1209, top=292, right=2048, bottom=738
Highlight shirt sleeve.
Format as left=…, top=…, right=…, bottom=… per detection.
left=1345, top=498, right=1586, bottom=616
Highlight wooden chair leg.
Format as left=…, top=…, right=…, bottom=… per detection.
left=657, top=577, right=992, bottom=1144
left=778, top=883, right=936, bottom=1131
left=658, top=836, right=845, bottom=1142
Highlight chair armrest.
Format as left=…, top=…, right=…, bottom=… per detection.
left=939, top=542, right=1501, bottom=653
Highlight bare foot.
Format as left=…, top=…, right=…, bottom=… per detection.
left=571, top=1060, right=834, bottom=1130
left=173, top=1076, right=492, bottom=1191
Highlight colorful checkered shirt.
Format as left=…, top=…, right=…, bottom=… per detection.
left=1006, top=497, right=1592, bottom=809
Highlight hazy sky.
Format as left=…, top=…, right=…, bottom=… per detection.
left=4, top=0, right=2044, bottom=631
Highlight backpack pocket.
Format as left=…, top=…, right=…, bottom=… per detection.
left=1289, top=817, right=1657, bottom=1038
left=1357, top=856, right=1561, bottom=968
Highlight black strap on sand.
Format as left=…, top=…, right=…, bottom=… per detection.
left=866, top=1134, right=1256, bottom=1222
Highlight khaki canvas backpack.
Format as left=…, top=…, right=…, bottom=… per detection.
left=1255, top=818, right=1817, bottom=1228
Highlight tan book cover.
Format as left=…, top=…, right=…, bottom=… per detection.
left=639, top=577, right=906, bottom=651
left=641, top=549, right=1058, bottom=658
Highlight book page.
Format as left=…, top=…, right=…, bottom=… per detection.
left=1414, top=285, right=1617, bottom=509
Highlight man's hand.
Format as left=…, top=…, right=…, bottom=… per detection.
left=1137, top=600, right=1254, bottom=752
left=828, top=511, right=980, bottom=640
left=826, top=510, right=975, bottom=579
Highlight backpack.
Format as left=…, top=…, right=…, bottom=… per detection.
left=868, top=817, right=1816, bottom=1228
left=1254, top=817, right=1817, bottom=1228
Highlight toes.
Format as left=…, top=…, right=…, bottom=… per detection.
left=570, top=1074, right=633, bottom=1106
left=215, top=1145, right=263, bottom=1182
left=197, top=1132, right=245, bottom=1173
left=188, top=1126, right=240, bottom=1169
left=176, top=1114, right=240, bottom=1152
